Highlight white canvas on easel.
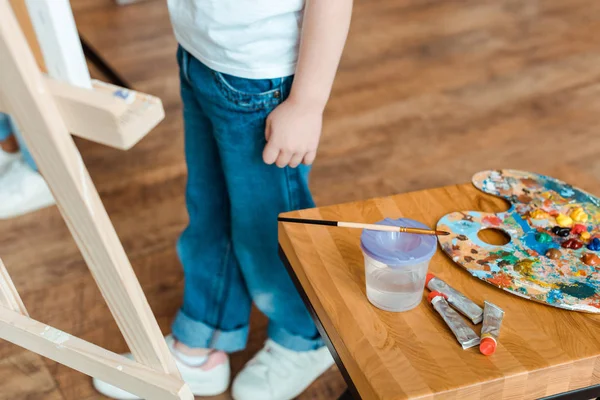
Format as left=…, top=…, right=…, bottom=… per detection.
left=0, top=2, right=191, bottom=398
left=25, top=0, right=91, bottom=88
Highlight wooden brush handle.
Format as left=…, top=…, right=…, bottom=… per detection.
left=278, top=217, right=445, bottom=236
left=338, top=222, right=400, bottom=232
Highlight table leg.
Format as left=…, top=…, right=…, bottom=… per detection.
left=337, top=388, right=354, bottom=400
left=539, top=384, right=600, bottom=400
left=279, top=246, right=362, bottom=400
left=79, top=34, right=131, bottom=89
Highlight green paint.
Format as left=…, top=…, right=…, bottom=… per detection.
left=536, top=232, right=553, bottom=244
left=491, top=250, right=519, bottom=265
left=558, top=282, right=596, bottom=299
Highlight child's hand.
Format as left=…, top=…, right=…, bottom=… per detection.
left=263, top=98, right=323, bottom=168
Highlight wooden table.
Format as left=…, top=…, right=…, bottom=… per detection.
left=278, top=183, right=600, bottom=400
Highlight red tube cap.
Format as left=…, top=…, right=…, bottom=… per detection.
left=479, top=337, right=496, bottom=356
left=427, top=291, right=446, bottom=304
left=425, top=273, right=436, bottom=286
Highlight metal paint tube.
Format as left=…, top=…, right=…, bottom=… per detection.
left=428, top=292, right=480, bottom=350
left=426, top=273, right=483, bottom=324
left=479, top=301, right=504, bottom=356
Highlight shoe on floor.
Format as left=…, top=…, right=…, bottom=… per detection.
left=232, top=339, right=334, bottom=400
left=0, top=159, right=55, bottom=219
left=93, top=335, right=230, bottom=399
left=0, top=149, right=19, bottom=173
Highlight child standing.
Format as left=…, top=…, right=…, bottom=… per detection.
left=94, top=1, right=352, bottom=399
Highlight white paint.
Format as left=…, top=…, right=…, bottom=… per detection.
left=41, top=326, right=71, bottom=347
left=504, top=288, right=530, bottom=299
left=117, top=365, right=123, bottom=371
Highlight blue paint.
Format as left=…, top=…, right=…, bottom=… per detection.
left=523, top=230, right=553, bottom=255
left=508, top=213, right=559, bottom=256
left=547, top=289, right=564, bottom=304
left=472, top=270, right=492, bottom=279
left=544, top=175, right=597, bottom=205
left=488, top=261, right=501, bottom=273
left=513, top=212, right=532, bottom=234
left=558, top=282, right=596, bottom=299
left=588, top=237, right=600, bottom=251
left=113, top=89, right=131, bottom=100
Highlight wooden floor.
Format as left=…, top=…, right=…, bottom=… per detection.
left=3, top=0, right=600, bottom=398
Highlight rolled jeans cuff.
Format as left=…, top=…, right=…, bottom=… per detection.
left=268, top=322, right=325, bottom=352
left=171, top=309, right=249, bottom=353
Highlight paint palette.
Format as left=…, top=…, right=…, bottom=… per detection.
left=437, top=170, right=600, bottom=313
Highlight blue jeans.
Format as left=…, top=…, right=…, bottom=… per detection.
left=171, top=46, right=323, bottom=353
left=0, top=113, right=37, bottom=171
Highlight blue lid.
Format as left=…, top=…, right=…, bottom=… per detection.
left=360, top=218, right=437, bottom=267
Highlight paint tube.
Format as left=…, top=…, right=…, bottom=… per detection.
left=428, top=291, right=480, bottom=350
left=479, top=301, right=504, bottom=356
left=426, top=273, right=483, bottom=324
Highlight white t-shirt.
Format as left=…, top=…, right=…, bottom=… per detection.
left=167, top=0, right=305, bottom=79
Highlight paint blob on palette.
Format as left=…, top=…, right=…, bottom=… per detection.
left=437, top=170, right=600, bottom=313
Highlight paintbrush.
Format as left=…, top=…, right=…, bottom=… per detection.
left=278, top=217, right=450, bottom=236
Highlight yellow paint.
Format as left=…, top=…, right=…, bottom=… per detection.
left=524, top=275, right=555, bottom=288
left=556, top=213, right=573, bottom=227
left=514, top=259, right=535, bottom=277
left=570, top=207, right=588, bottom=223
left=581, top=231, right=591, bottom=241
left=530, top=209, right=549, bottom=219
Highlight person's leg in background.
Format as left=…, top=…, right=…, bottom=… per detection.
left=187, top=55, right=333, bottom=400
left=0, top=113, right=20, bottom=171
left=12, top=126, right=37, bottom=172
left=0, top=113, right=54, bottom=219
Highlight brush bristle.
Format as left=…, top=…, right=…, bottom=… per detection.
left=436, top=230, right=450, bottom=236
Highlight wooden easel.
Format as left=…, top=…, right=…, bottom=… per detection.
left=0, top=2, right=192, bottom=399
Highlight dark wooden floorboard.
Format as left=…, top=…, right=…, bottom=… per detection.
left=2, top=0, right=600, bottom=398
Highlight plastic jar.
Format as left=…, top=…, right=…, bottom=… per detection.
left=360, top=218, right=437, bottom=312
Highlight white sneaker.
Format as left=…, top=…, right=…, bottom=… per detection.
left=232, top=340, right=335, bottom=400
left=93, top=335, right=230, bottom=399
left=0, top=159, right=55, bottom=219
left=0, top=149, right=19, bottom=173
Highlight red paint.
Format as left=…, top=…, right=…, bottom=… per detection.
left=571, top=224, right=586, bottom=234
left=548, top=209, right=559, bottom=217
left=562, top=238, right=583, bottom=249
left=488, top=272, right=513, bottom=288
left=482, top=215, right=502, bottom=226
left=425, top=273, right=435, bottom=286
left=480, top=337, right=496, bottom=356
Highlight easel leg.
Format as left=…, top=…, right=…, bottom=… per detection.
left=0, top=306, right=190, bottom=400
left=0, top=258, right=28, bottom=316
left=0, top=0, right=184, bottom=390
